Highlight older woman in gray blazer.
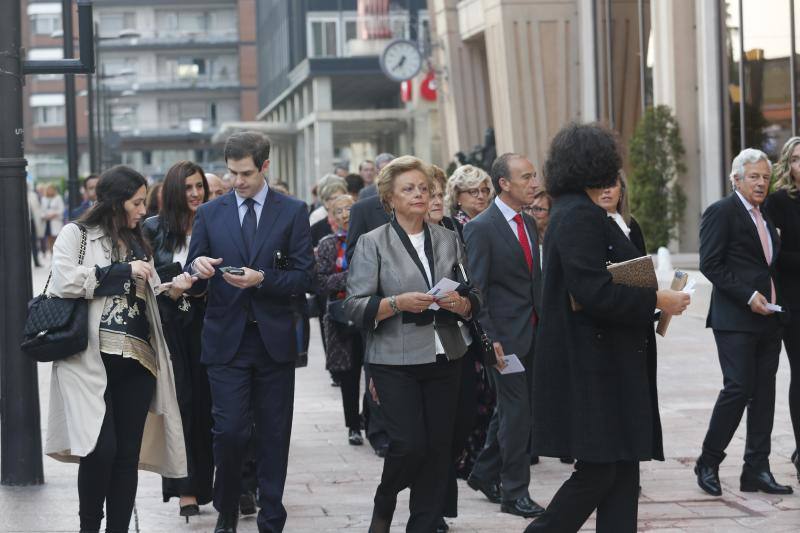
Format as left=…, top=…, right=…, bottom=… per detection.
left=345, top=156, right=481, bottom=533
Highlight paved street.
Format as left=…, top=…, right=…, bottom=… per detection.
left=1, top=261, right=800, bottom=532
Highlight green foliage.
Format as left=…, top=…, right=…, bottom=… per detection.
left=628, top=105, right=687, bottom=252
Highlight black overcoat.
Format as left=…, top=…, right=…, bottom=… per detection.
left=531, top=193, right=663, bottom=463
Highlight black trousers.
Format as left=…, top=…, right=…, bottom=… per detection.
left=470, top=345, right=534, bottom=500
left=701, top=326, right=782, bottom=470
left=332, top=335, right=364, bottom=431
left=525, top=461, right=640, bottom=533
left=444, top=344, right=479, bottom=517
left=78, top=354, right=156, bottom=532
left=782, top=314, right=800, bottom=451
left=369, top=357, right=461, bottom=533
left=206, top=325, right=295, bottom=533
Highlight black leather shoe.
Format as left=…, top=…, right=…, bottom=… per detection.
left=792, top=450, right=800, bottom=484
left=694, top=458, right=722, bottom=496
left=239, top=491, right=257, bottom=515
left=559, top=456, right=574, bottom=464
left=740, top=468, right=794, bottom=494
left=435, top=516, right=450, bottom=532
left=214, top=511, right=238, bottom=533
left=466, top=475, right=502, bottom=504
left=500, top=496, right=545, bottom=518
left=348, top=429, right=364, bottom=446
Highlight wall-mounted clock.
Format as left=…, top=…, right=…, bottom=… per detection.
left=380, top=39, right=423, bottom=82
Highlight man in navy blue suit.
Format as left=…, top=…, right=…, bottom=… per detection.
left=186, top=132, right=314, bottom=533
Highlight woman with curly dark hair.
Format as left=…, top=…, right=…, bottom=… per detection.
left=524, top=123, right=689, bottom=533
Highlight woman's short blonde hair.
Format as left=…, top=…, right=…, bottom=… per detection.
left=445, top=164, right=493, bottom=215
left=377, top=155, right=433, bottom=213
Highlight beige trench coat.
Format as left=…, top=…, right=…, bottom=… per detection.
left=44, top=223, right=187, bottom=478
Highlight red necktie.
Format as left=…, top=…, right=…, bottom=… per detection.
left=513, top=214, right=533, bottom=272
left=752, top=206, right=776, bottom=304
left=514, top=214, right=538, bottom=326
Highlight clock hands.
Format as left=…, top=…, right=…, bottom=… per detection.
left=393, top=56, right=407, bottom=72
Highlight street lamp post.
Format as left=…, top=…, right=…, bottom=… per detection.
left=62, top=0, right=80, bottom=214
left=0, top=0, right=94, bottom=486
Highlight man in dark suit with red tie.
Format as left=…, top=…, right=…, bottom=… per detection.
left=464, top=153, right=545, bottom=518
left=695, top=148, right=793, bottom=497
left=187, top=132, right=314, bottom=532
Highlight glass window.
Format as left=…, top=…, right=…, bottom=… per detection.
left=310, top=20, right=338, bottom=57
left=34, top=105, right=65, bottom=126
left=30, top=13, right=61, bottom=35
left=730, top=0, right=794, bottom=158
left=98, top=12, right=136, bottom=38
left=110, top=104, right=137, bottom=131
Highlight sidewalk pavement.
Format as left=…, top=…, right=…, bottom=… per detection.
left=1, top=260, right=799, bottom=532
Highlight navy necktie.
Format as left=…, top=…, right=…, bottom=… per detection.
left=242, top=197, right=257, bottom=256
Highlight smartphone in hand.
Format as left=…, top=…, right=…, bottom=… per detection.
left=220, top=266, right=245, bottom=276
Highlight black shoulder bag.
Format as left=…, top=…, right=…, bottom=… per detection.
left=20, top=225, right=89, bottom=362
left=454, top=262, right=496, bottom=367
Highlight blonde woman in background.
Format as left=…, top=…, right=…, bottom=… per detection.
left=41, top=183, right=65, bottom=255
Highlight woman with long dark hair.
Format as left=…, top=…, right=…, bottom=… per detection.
left=142, top=161, right=215, bottom=520
left=45, top=165, right=187, bottom=533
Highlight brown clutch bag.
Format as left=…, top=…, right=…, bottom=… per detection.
left=570, top=256, right=657, bottom=311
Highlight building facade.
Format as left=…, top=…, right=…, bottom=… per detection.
left=247, top=0, right=438, bottom=199
left=23, top=0, right=258, bottom=181
left=428, top=0, right=800, bottom=252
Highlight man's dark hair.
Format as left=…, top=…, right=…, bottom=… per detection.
left=543, top=122, right=621, bottom=198
left=345, top=173, right=365, bottom=194
left=224, top=131, right=271, bottom=169
left=82, top=173, right=100, bottom=187
left=358, top=160, right=375, bottom=171
left=490, top=152, right=524, bottom=195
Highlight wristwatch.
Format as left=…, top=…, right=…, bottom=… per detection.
left=389, top=295, right=400, bottom=315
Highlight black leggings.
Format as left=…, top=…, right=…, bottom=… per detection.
left=332, top=335, right=364, bottom=431
left=78, top=354, right=155, bottom=532
left=784, top=315, right=800, bottom=450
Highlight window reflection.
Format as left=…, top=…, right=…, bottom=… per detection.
left=726, top=0, right=797, bottom=159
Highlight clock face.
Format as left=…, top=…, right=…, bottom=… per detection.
left=380, top=40, right=423, bottom=82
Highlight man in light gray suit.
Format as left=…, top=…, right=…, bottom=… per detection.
left=465, top=153, right=544, bottom=518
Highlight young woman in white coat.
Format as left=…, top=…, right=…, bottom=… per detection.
left=46, top=165, right=187, bottom=533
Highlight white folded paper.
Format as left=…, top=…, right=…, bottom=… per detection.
left=766, top=303, right=784, bottom=313
left=499, top=354, right=525, bottom=375
left=427, top=277, right=461, bottom=310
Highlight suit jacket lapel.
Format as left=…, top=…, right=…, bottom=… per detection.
left=249, top=191, right=285, bottom=265
left=223, top=194, right=248, bottom=264
left=489, top=203, right=528, bottom=271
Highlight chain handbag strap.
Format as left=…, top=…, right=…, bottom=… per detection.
left=42, top=224, right=88, bottom=296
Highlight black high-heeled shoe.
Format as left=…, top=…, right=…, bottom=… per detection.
left=179, top=503, right=200, bottom=523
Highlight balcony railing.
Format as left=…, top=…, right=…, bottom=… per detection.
left=97, top=29, right=239, bottom=48
left=101, top=74, right=240, bottom=92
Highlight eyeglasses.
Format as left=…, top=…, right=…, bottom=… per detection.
left=462, top=187, right=491, bottom=198
left=527, top=206, right=549, bottom=214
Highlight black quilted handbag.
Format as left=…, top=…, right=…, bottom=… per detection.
left=20, top=225, right=89, bottom=362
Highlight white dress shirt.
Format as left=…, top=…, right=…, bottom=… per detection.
left=735, top=190, right=774, bottom=305
left=608, top=212, right=631, bottom=238
left=494, top=196, right=533, bottom=250
left=408, top=231, right=446, bottom=355
left=235, top=180, right=269, bottom=226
